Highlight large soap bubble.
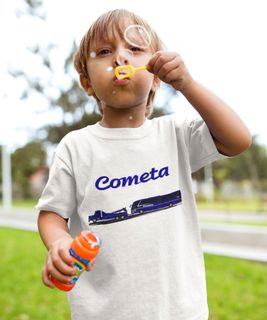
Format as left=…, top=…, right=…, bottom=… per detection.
left=124, top=25, right=151, bottom=49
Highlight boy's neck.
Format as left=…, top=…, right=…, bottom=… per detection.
left=99, top=106, right=147, bottom=128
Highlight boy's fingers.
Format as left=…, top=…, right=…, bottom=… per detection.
left=46, top=259, right=74, bottom=284
left=148, top=51, right=180, bottom=76
left=50, top=249, right=75, bottom=276
left=156, top=58, right=181, bottom=82
left=42, top=265, right=55, bottom=288
left=58, top=247, right=74, bottom=266
left=147, top=51, right=163, bottom=72
left=153, top=53, right=178, bottom=75
left=86, top=258, right=96, bottom=271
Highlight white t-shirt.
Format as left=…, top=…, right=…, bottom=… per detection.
left=37, top=114, right=225, bottom=320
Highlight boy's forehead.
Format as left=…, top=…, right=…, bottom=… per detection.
left=91, top=30, right=124, bottom=46
left=90, top=18, right=136, bottom=47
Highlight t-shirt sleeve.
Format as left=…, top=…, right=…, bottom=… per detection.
left=36, top=152, right=77, bottom=219
left=182, top=116, right=227, bottom=172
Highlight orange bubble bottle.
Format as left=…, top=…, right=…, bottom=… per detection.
left=51, top=230, right=101, bottom=291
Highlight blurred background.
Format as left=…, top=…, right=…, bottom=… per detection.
left=0, top=0, right=267, bottom=319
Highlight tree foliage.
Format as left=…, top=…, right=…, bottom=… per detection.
left=11, top=141, right=46, bottom=198
left=193, top=135, right=267, bottom=193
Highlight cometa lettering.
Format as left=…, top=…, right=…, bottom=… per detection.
left=95, top=166, right=170, bottom=191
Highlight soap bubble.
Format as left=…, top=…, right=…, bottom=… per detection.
left=124, top=25, right=151, bottom=49
left=116, top=49, right=133, bottom=66
left=90, top=51, right=96, bottom=58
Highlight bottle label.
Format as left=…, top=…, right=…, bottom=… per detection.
left=70, top=247, right=90, bottom=266
left=70, top=261, right=84, bottom=284
left=69, top=247, right=92, bottom=285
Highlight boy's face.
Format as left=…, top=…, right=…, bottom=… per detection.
left=82, top=26, right=157, bottom=111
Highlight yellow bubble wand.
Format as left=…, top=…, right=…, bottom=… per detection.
left=115, top=65, right=147, bottom=80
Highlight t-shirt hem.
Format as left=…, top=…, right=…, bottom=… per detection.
left=35, top=204, right=72, bottom=219
left=187, top=306, right=209, bottom=320
left=191, top=151, right=227, bottom=173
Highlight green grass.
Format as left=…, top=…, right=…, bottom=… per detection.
left=197, top=198, right=267, bottom=213
left=0, top=228, right=70, bottom=320
left=2, top=197, right=267, bottom=212
left=1, top=228, right=267, bottom=319
left=205, top=255, right=267, bottom=320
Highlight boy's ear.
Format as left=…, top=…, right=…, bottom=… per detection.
left=152, top=76, right=160, bottom=91
left=80, top=74, right=94, bottom=96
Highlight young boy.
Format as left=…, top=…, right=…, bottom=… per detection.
left=37, top=9, right=251, bottom=320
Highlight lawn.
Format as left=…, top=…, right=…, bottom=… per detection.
left=205, top=255, right=267, bottom=320
left=0, top=227, right=267, bottom=320
left=197, top=197, right=267, bottom=213
left=2, top=197, right=267, bottom=213
left=0, top=228, right=70, bottom=320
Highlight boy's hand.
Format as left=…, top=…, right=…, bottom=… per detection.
left=147, top=51, right=193, bottom=92
left=86, top=258, right=96, bottom=271
left=42, top=237, right=75, bottom=288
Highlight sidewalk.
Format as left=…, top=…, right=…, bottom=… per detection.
left=0, top=208, right=38, bottom=232
left=1, top=208, right=267, bottom=262
left=199, top=209, right=267, bottom=262
left=199, top=209, right=267, bottom=222
left=200, top=222, right=267, bottom=262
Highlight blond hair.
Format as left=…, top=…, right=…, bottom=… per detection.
left=74, top=9, right=164, bottom=116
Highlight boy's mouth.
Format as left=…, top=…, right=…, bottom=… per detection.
left=114, top=77, right=130, bottom=85
left=114, top=71, right=130, bottom=79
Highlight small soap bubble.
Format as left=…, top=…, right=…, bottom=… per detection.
left=112, top=90, right=116, bottom=95
left=106, top=66, right=113, bottom=72
left=129, top=115, right=133, bottom=120
left=90, top=52, right=96, bottom=58
left=117, top=49, right=133, bottom=66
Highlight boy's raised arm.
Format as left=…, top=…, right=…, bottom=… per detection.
left=148, top=51, right=252, bottom=156
left=180, top=80, right=252, bottom=156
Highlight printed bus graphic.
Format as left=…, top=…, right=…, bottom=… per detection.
left=88, top=208, right=128, bottom=225
left=88, top=190, right=182, bottom=225
left=131, top=190, right=182, bottom=215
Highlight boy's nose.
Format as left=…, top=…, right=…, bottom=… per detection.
left=114, top=49, right=133, bottom=66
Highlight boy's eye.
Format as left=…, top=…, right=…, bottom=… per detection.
left=130, top=47, right=143, bottom=52
left=97, top=48, right=112, bottom=56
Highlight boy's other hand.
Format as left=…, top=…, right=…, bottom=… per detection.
left=42, top=237, right=75, bottom=288
left=147, top=51, right=194, bottom=92
left=86, top=258, right=96, bottom=272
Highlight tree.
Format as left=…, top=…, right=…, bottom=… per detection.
left=193, top=136, right=267, bottom=194
left=11, top=141, right=46, bottom=198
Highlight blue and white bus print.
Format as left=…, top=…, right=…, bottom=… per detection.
left=88, top=190, right=182, bottom=225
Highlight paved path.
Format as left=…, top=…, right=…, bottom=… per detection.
left=1, top=208, right=267, bottom=262
left=200, top=223, right=267, bottom=262
left=200, top=210, right=267, bottom=262
left=199, top=209, right=267, bottom=222
left=0, top=208, right=38, bottom=231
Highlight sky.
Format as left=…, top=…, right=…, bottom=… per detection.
left=1, top=0, right=267, bottom=150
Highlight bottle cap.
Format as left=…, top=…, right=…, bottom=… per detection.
left=71, top=231, right=101, bottom=260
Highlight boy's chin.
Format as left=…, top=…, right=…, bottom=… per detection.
left=101, top=98, right=147, bottom=110
left=101, top=102, right=147, bottom=113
